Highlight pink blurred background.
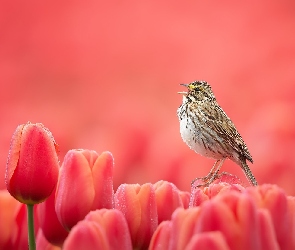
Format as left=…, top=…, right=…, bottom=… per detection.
left=1, top=1, right=295, bottom=194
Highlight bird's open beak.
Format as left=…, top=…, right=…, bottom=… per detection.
left=178, top=83, right=189, bottom=95
left=180, top=83, right=189, bottom=87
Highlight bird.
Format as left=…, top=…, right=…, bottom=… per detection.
left=177, top=80, right=257, bottom=187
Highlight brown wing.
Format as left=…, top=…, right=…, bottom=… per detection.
left=200, top=103, right=253, bottom=163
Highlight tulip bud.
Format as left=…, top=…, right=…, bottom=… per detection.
left=63, top=209, right=132, bottom=250
left=153, top=180, right=188, bottom=224
left=114, top=183, right=158, bottom=249
left=55, top=150, right=114, bottom=231
left=5, top=122, right=59, bottom=205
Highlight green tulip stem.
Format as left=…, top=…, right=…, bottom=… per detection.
left=27, top=204, right=36, bottom=250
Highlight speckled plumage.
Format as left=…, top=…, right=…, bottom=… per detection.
left=177, top=80, right=257, bottom=186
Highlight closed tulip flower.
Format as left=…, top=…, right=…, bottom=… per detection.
left=5, top=122, right=59, bottom=250
left=63, top=209, right=132, bottom=250
left=114, top=183, right=158, bottom=249
left=55, top=149, right=114, bottom=231
left=153, top=180, right=189, bottom=224
left=5, top=122, right=59, bottom=205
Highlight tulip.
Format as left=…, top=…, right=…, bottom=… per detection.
left=153, top=180, right=189, bottom=224
left=5, top=122, right=59, bottom=250
left=189, top=182, right=245, bottom=207
left=245, top=184, right=295, bottom=249
left=36, top=229, right=62, bottom=250
left=179, top=190, right=190, bottom=209
left=63, top=209, right=132, bottom=250
left=186, top=232, right=230, bottom=250
left=0, top=190, right=22, bottom=249
left=55, top=149, right=114, bottom=231
left=5, top=122, right=59, bottom=204
left=150, top=184, right=295, bottom=249
left=114, top=183, right=158, bottom=249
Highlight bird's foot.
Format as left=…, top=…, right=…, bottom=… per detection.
left=191, top=172, right=219, bottom=188
left=191, top=172, right=244, bottom=188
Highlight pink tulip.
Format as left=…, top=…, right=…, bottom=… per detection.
left=179, top=190, right=190, bottom=209
left=63, top=209, right=132, bottom=250
left=114, top=183, right=158, bottom=249
left=186, top=232, right=230, bottom=250
left=150, top=184, right=295, bottom=249
left=245, top=184, right=295, bottom=249
left=153, top=180, right=189, bottom=224
left=148, top=221, right=171, bottom=250
left=64, top=220, right=110, bottom=249
left=189, top=182, right=245, bottom=207
left=5, top=122, right=59, bottom=204
left=55, top=149, right=114, bottom=230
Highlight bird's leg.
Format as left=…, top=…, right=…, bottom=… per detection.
left=191, top=159, right=225, bottom=187
left=191, top=160, right=220, bottom=186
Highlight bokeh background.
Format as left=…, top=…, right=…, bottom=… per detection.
left=1, top=1, right=295, bottom=194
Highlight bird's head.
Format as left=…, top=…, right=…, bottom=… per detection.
left=178, top=80, right=215, bottom=102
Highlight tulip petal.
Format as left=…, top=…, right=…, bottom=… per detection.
left=63, top=221, right=109, bottom=250
left=92, top=151, right=114, bottom=209
left=170, top=207, right=201, bottom=249
left=149, top=221, right=171, bottom=250
left=55, top=150, right=95, bottom=230
left=85, top=209, right=132, bottom=250
left=153, top=181, right=186, bottom=223
left=5, top=124, right=25, bottom=185
left=186, top=232, right=230, bottom=250
left=36, top=229, right=61, bottom=250
left=257, top=209, right=280, bottom=250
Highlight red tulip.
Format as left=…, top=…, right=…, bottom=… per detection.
left=55, top=149, right=114, bottom=230
left=114, top=183, right=158, bottom=249
left=38, top=189, right=69, bottom=247
left=36, top=229, right=61, bottom=250
left=63, top=209, right=132, bottom=250
left=5, top=122, right=59, bottom=205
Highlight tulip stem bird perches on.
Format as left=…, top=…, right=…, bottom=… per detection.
left=177, top=80, right=258, bottom=187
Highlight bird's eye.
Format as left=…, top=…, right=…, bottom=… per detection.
left=188, top=84, right=199, bottom=91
